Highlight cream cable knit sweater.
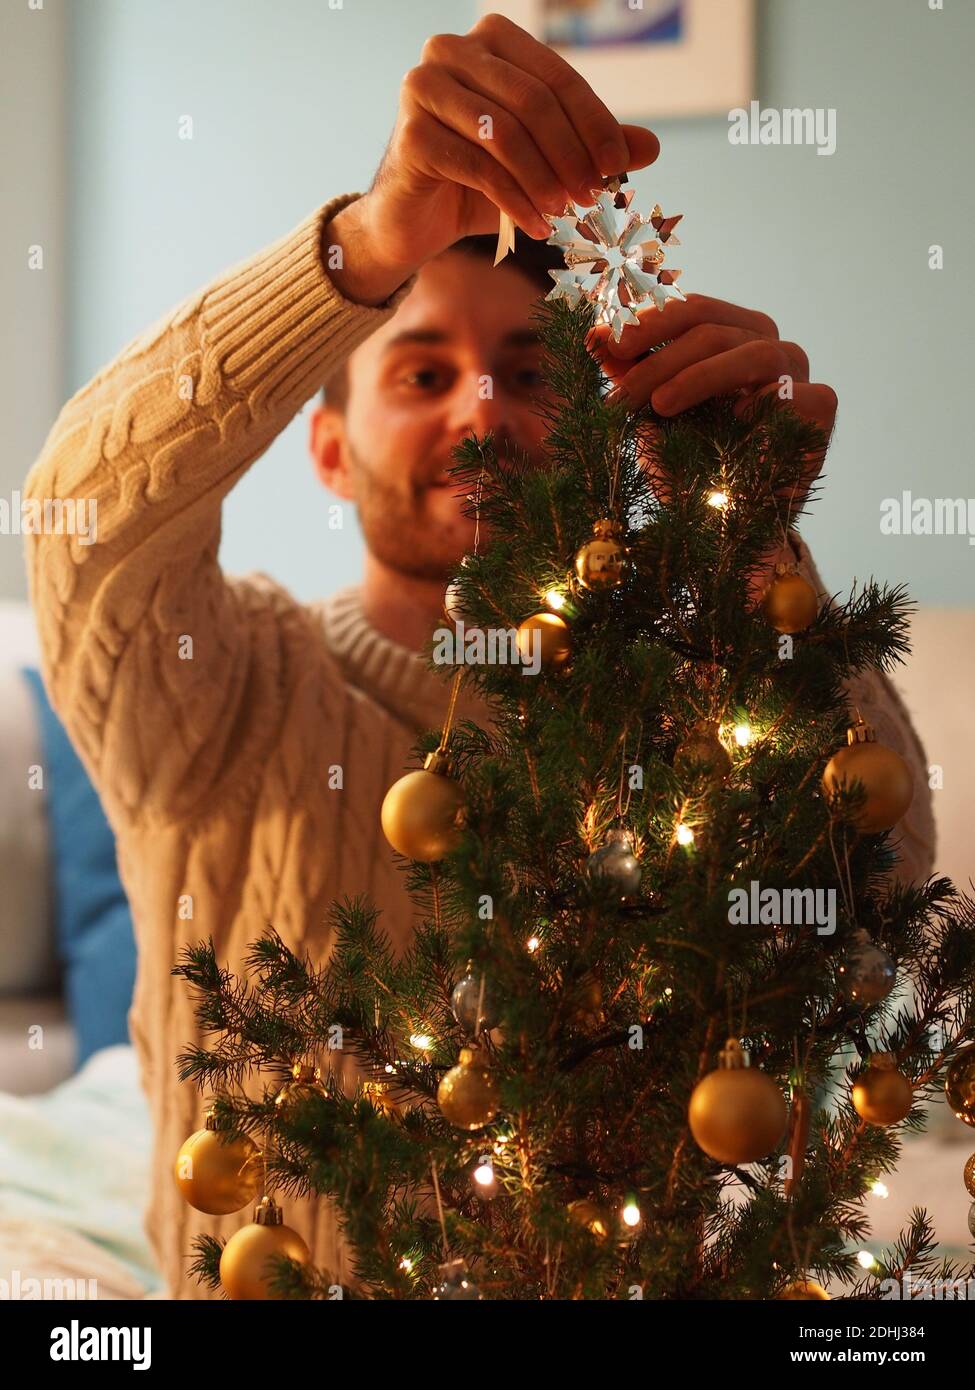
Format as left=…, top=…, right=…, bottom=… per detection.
left=24, top=194, right=935, bottom=1299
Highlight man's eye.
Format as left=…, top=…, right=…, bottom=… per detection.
left=402, top=366, right=448, bottom=391
left=507, top=366, right=544, bottom=393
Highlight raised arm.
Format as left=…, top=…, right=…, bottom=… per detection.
left=23, top=195, right=409, bottom=827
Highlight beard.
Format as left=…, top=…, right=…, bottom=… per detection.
left=346, top=435, right=539, bottom=583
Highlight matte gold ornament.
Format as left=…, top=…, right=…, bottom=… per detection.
left=777, top=1279, right=830, bottom=1300
left=274, top=1061, right=326, bottom=1122
left=945, top=1043, right=975, bottom=1126
left=515, top=612, right=572, bottom=670
left=762, top=564, right=819, bottom=634
left=173, top=1109, right=259, bottom=1216
left=822, top=720, right=913, bottom=834
left=437, top=1046, right=500, bottom=1131
left=381, top=751, right=465, bottom=861
left=219, top=1196, right=312, bottom=1300
left=674, top=720, right=731, bottom=785
left=574, top=518, right=628, bottom=591
left=568, top=1198, right=612, bottom=1241
left=688, top=1038, right=788, bottom=1165
left=963, top=1151, right=975, bottom=1197
left=851, top=1052, right=913, bottom=1126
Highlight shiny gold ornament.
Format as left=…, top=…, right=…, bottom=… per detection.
left=574, top=518, right=628, bottom=591
left=173, top=1109, right=260, bottom=1216
left=852, top=1053, right=913, bottom=1126
left=777, top=1279, right=830, bottom=1300
left=515, top=612, right=572, bottom=670
left=762, top=564, right=819, bottom=634
left=688, top=1038, right=788, bottom=1165
left=381, top=750, right=465, bottom=861
left=219, top=1196, right=312, bottom=1300
left=437, top=1046, right=500, bottom=1131
left=274, top=1061, right=325, bottom=1122
left=568, top=1198, right=612, bottom=1241
left=362, top=1080, right=398, bottom=1117
left=822, top=720, right=913, bottom=834
left=945, top=1044, right=975, bottom=1126
left=674, top=720, right=731, bottom=785
left=963, top=1152, right=975, bottom=1197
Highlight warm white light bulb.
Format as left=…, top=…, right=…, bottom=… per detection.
left=734, top=723, right=752, bottom=747
left=622, top=1202, right=641, bottom=1227
left=676, top=822, right=694, bottom=846
left=707, top=489, right=729, bottom=509
left=526, top=935, right=540, bottom=953
left=400, top=1255, right=414, bottom=1272
left=474, top=1160, right=495, bottom=1188
left=544, top=588, right=566, bottom=611
left=857, top=1249, right=876, bottom=1270
left=870, top=1181, right=889, bottom=1199
left=409, top=1032, right=432, bottom=1051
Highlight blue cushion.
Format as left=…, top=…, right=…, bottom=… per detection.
left=21, top=668, right=136, bottom=1067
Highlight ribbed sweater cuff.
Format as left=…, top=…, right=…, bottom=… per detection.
left=200, top=192, right=415, bottom=415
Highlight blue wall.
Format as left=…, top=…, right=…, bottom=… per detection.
left=66, top=0, right=975, bottom=605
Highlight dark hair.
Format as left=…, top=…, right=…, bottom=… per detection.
left=321, top=229, right=565, bottom=410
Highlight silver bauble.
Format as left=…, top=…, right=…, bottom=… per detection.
left=838, top=930, right=896, bottom=1006
left=450, top=969, right=500, bottom=1035
left=586, top=827, right=642, bottom=899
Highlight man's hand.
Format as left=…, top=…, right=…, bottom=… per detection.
left=593, top=293, right=837, bottom=465
left=324, top=12, right=659, bottom=305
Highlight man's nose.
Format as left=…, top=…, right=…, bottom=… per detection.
left=445, top=375, right=514, bottom=442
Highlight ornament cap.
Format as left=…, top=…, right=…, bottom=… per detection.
left=289, top=1061, right=321, bottom=1084
left=457, top=1046, right=476, bottom=1067
left=719, top=1037, right=750, bottom=1070
left=847, top=719, right=877, bottom=746
left=590, top=516, right=623, bottom=540
left=423, top=749, right=454, bottom=777
left=604, top=826, right=635, bottom=849
left=868, top=1051, right=897, bottom=1071
left=253, top=1195, right=284, bottom=1227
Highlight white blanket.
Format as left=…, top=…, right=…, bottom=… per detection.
left=0, top=1044, right=161, bottom=1298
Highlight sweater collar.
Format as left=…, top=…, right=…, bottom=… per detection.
left=313, top=585, right=493, bottom=738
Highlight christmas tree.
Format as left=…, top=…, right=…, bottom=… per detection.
left=172, top=290, right=975, bottom=1303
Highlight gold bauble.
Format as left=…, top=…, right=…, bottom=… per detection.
left=568, top=1198, right=612, bottom=1241
left=219, top=1197, right=312, bottom=1300
left=437, top=1046, right=500, bottom=1131
left=274, top=1062, right=325, bottom=1122
left=822, top=721, right=913, bottom=834
left=380, top=751, right=465, bottom=861
left=762, top=567, right=819, bottom=634
left=674, top=720, right=731, bottom=785
left=515, top=612, right=572, bottom=670
left=688, top=1038, right=788, bottom=1165
left=852, top=1053, right=913, bottom=1126
left=777, top=1279, right=830, bottom=1300
left=173, top=1111, right=259, bottom=1215
left=963, top=1151, right=975, bottom=1197
left=945, top=1044, right=975, bottom=1127
left=574, top=518, right=628, bottom=591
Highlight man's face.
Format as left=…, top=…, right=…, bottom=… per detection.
left=311, top=250, right=551, bottom=582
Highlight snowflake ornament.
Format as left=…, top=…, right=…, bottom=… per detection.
left=545, top=177, right=684, bottom=341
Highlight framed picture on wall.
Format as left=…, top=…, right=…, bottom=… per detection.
left=482, top=0, right=754, bottom=119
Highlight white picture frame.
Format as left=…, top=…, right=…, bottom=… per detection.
left=482, top=0, right=754, bottom=119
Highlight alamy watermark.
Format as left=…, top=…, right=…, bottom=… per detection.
left=728, top=880, right=837, bottom=935
left=880, top=491, right=975, bottom=546
left=728, top=101, right=837, bottom=156
left=0, top=491, right=97, bottom=544
left=433, top=620, right=541, bottom=676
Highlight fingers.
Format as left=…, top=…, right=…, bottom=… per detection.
left=470, top=12, right=656, bottom=180
left=734, top=382, right=838, bottom=436
left=407, top=62, right=570, bottom=220
left=611, top=337, right=812, bottom=414
left=406, top=108, right=551, bottom=238
left=597, top=294, right=781, bottom=360
left=607, top=331, right=810, bottom=415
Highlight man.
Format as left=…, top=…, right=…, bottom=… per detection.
left=24, top=15, right=933, bottom=1298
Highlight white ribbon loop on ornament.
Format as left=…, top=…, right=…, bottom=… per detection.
left=494, top=210, right=516, bottom=267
